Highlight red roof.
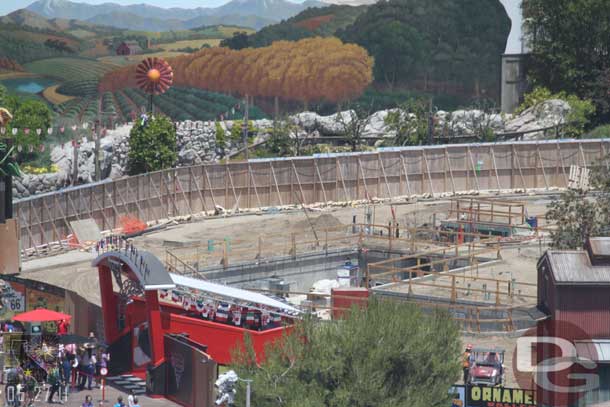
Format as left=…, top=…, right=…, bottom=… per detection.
left=13, top=309, right=72, bottom=323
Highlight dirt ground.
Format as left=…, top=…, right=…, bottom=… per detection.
left=21, top=192, right=560, bottom=388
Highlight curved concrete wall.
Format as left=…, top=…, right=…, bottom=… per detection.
left=15, top=139, right=610, bottom=254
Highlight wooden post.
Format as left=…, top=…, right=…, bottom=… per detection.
left=495, top=280, right=500, bottom=306
left=291, top=233, right=296, bottom=258
left=451, top=275, right=457, bottom=303
left=257, top=235, right=263, bottom=259
left=222, top=240, right=228, bottom=269
left=410, top=227, right=416, bottom=252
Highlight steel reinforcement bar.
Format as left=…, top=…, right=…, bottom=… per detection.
left=15, top=138, right=610, bottom=254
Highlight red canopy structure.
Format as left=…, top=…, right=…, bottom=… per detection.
left=13, top=309, right=71, bottom=323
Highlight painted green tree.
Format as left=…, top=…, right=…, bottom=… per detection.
left=338, top=0, right=510, bottom=96
left=127, top=115, right=177, bottom=175
left=231, top=299, right=461, bottom=407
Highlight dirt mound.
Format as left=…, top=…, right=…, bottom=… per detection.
left=292, top=213, right=343, bottom=232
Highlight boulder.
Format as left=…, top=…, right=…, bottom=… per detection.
left=504, top=99, right=571, bottom=139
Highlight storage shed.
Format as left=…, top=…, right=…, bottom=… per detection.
left=537, top=237, right=610, bottom=406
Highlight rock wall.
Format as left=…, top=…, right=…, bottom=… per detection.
left=12, top=102, right=571, bottom=199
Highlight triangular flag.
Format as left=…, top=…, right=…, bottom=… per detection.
left=36, top=129, right=42, bottom=136
left=24, top=128, right=30, bottom=135
left=60, top=127, right=65, bottom=133
left=39, top=144, right=45, bottom=152
left=12, top=128, right=17, bottom=136
left=0, top=127, right=5, bottom=135
left=47, top=128, right=53, bottom=135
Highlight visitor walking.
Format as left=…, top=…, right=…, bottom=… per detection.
left=82, top=395, right=94, bottom=407
left=114, top=395, right=126, bottom=407
left=127, top=389, right=136, bottom=407
left=78, top=347, right=96, bottom=391
left=47, top=362, right=62, bottom=403
left=61, top=354, right=72, bottom=401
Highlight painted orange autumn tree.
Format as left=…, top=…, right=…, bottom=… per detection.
left=99, top=37, right=373, bottom=106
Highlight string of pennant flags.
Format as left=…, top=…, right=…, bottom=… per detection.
left=0, top=122, right=110, bottom=153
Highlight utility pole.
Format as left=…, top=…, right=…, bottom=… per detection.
left=95, top=98, right=102, bottom=182
left=427, top=98, right=434, bottom=145
left=242, top=95, right=249, bottom=161
left=1, top=137, right=13, bottom=222
left=72, top=129, right=79, bottom=186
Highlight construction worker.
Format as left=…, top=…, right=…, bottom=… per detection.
left=463, top=344, right=473, bottom=384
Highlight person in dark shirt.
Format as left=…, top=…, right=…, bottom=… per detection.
left=47, top=362, right=61, bottom=403
left=61, top=355, right=72, bottom=400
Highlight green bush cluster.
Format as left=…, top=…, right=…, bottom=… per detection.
left=127, top=114, right=177, bottom=175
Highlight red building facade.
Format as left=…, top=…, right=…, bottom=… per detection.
left=537, top=238, right=610, bottom=406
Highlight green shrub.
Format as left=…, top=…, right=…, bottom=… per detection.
left=127, top=114, right=177, bottom=175
left=586, top=124, right=610, bottom=139
left=215, top=121, right=226, bottom=149
left=229, top=120, right=256, bottom=142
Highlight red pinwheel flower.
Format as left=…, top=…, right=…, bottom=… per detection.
left=135, top=57, right=173, bottom=95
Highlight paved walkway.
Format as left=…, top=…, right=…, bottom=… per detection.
left=3, top=383, right=180, bottom=406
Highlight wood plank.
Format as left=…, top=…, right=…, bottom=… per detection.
left=536, top=144, right=549, bottom=189
left=489, top=146, right=502, bottom=190
left=400, top=154, right=412, bottom=197
left=269, top=162, right=284, bottom=206
left=421, top=149, right=436, bottom=196
left=203, top=166, right=218, bottom=208
left=378, top=153, right=392, bottom=198
left=188, top=166, right=208, bottom=213
left=466, top=146, right=480, bottom=192
left=248, top=163, right=263, bottom=209
left=314, top=159, right=328, bottom=203
left=444, top=147, right=456, bottom=194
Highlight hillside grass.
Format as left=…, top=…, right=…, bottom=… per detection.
left=98, top=51, right=186, bottom=66
left=157, top=39, right=221, bottom=51
left=24, top=57, right=121, bottom=81
left=0, top=71, right=38, bottom=80
left=67, top=29, right=98, bottom=39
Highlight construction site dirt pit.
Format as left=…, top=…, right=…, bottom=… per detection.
left=374, top=245, right=544, bottom=306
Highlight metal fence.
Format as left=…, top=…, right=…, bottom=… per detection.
left=15, top=138, right=610, bottom=254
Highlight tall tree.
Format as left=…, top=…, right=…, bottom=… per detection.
left=232, top=299, right=461, bottom=407
left=9, top=99, right=52, bottom=163
left=334, top=105, right=373, bottom=152
left=546, top=155, right=610, bottom=249
left=523, top=0, right=610, bottom=125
